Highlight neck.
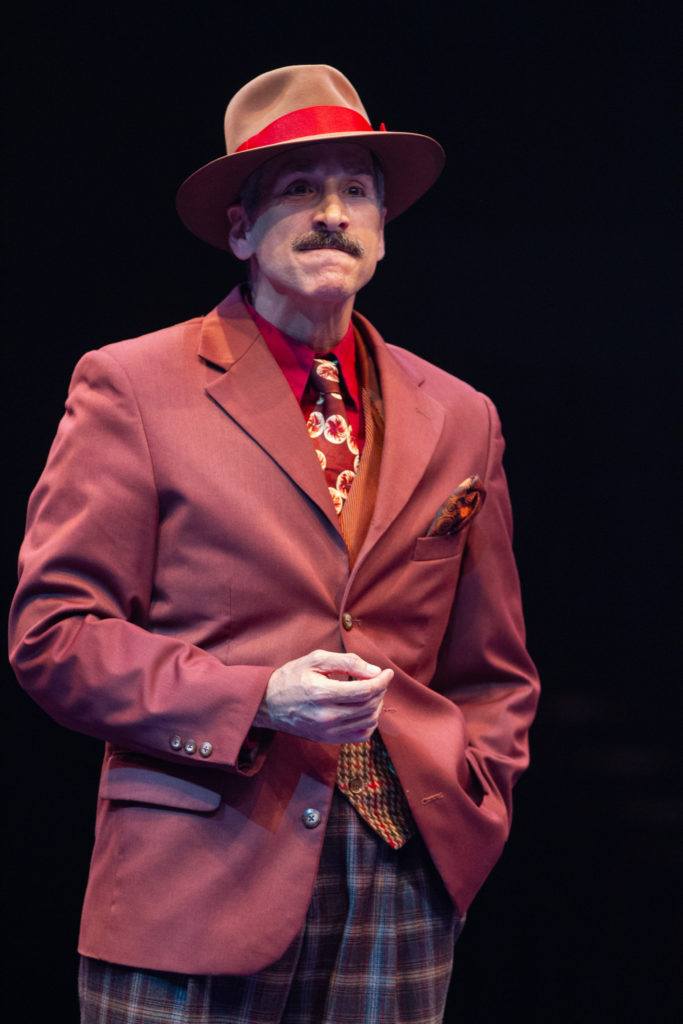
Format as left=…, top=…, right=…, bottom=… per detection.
left=248, top=280, right=355, bottom=353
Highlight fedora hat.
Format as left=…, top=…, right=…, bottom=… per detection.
left=176, top=64, right=445, bottom=251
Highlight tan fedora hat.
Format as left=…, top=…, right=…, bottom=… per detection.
left=176, top=64, right=445, bottom=251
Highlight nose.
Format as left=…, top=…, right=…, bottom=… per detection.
left=313, top=190, right=349, bottom=232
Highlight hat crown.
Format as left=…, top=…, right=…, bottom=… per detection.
left=224, top=64, right=371, bottom=155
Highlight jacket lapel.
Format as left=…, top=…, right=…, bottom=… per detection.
left=198, top=289, right=341, bottom=535
left=352, top=312, right=445, bottom=559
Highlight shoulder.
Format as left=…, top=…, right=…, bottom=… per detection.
left=353, top=309, right=496, bottom=421
left=389, top=343, right=489, bottom=405
left=63, top=315, right=208, bottom=421
left=67, top=305, right=221, bottom=404
left=387, top=343, right=501, bottom=457
left=73, top=287, right=250, bottom=383
left=93, top=315, right=204, bottom=374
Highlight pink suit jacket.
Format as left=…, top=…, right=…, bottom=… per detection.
left=9, top=287, right=539, bottom=974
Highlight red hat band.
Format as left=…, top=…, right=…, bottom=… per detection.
left=236, top=105, right=384, bottom=152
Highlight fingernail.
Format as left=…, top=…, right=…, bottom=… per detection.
left=366, top=663, right=381, bottom=673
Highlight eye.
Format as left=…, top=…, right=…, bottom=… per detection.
left=283, top=178, right=315, bottom=196
left=345, top=174, right=377, bottom=200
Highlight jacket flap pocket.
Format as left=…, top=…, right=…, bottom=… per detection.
left=412, top=529, right=467, bottom=562
left=100, top=752, right=223, bottom=812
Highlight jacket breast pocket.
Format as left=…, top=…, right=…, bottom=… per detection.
left=411, top=529, right=468, bottom=562
left=100, top=751, right=224, bottom=813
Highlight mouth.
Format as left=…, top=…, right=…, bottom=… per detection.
left=292, top=231, right=365, bottom=259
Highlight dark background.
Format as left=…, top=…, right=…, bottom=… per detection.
left=4, top=2, right=680, bottom=1021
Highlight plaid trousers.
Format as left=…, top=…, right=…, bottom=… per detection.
left=79, top=790, right=463, bottom=1024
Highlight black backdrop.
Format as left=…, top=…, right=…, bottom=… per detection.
left=4, top=3, right=680, bottom=1021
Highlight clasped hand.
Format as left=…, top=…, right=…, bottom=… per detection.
left=253, top=650, right=393, bottom=743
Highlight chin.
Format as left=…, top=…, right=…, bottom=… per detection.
left=303, top=269, right=371, bottom=302
left=307, top=283, right=356, bottom=302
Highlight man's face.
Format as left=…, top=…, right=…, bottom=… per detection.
left=228, top=142, right=386, bottom=312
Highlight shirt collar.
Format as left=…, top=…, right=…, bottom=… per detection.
left=244, top=297, right=360, bottom=409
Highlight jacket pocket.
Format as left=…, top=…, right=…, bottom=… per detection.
left=100, top=751, right=223, bottom=813
left=411, top=529, right=467, bottom=562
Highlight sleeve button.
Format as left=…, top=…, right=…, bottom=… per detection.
left=199, top=741, right=213, bottom=758
left=169, top=735, right=183, bottom=751
left=184, top=739, right=197, bottom=755
left=302, top=808, right=322, bottom=829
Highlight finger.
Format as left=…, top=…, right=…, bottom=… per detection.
left=307, top=650, right=384, bottom=679
left=339, top=699, right=384, bottom=730
left=313, top=671, right=391, bottom=704
left=328, top=716, right=383, bottom=743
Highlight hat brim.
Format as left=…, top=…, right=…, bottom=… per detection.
left=175, top=130, right=445, bottom=251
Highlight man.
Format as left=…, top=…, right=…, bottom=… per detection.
left=9, top=65, right=539, bottom=1023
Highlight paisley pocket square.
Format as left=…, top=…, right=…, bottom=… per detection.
left=426, top=475, right=486, bottom=536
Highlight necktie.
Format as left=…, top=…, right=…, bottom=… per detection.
left=305, top=354, right=415, bottom=849
left=306, top=357, right=359, bottom=514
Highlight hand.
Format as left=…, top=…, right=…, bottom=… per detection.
left=254, top=649, right=393, bottom=743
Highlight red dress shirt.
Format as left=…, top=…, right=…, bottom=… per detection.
left=245, top=299, right=364, bottom=450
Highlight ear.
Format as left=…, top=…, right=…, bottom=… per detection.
left=227, top=205, right=253, bottom=260
left=376, top=206, right=387, bottom=262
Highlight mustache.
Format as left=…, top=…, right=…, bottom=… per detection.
left=291, top=230, right=366, bottom=258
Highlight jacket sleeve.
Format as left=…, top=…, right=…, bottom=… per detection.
left=431, top=395, right=539, bottom=824
left=8, top=349, right=273, bottom=772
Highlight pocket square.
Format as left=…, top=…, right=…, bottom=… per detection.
left=426, top=475, right=486, bottom=537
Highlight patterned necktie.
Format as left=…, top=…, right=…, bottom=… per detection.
left=305, top=354, right=415, bottom=850
left=305, top=357, right=359, bottom=514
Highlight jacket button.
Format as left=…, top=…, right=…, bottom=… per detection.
left=184, top=739, right=197, bottom=755
left=302, top=808, right=322, bottom=829
left=348, top=776, right=364, bottom=794
left=169, top=735, right=183, bottom=751
left=341, top=612, right=353, bottom=631
left=199, top=741, right=213, bottom=758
